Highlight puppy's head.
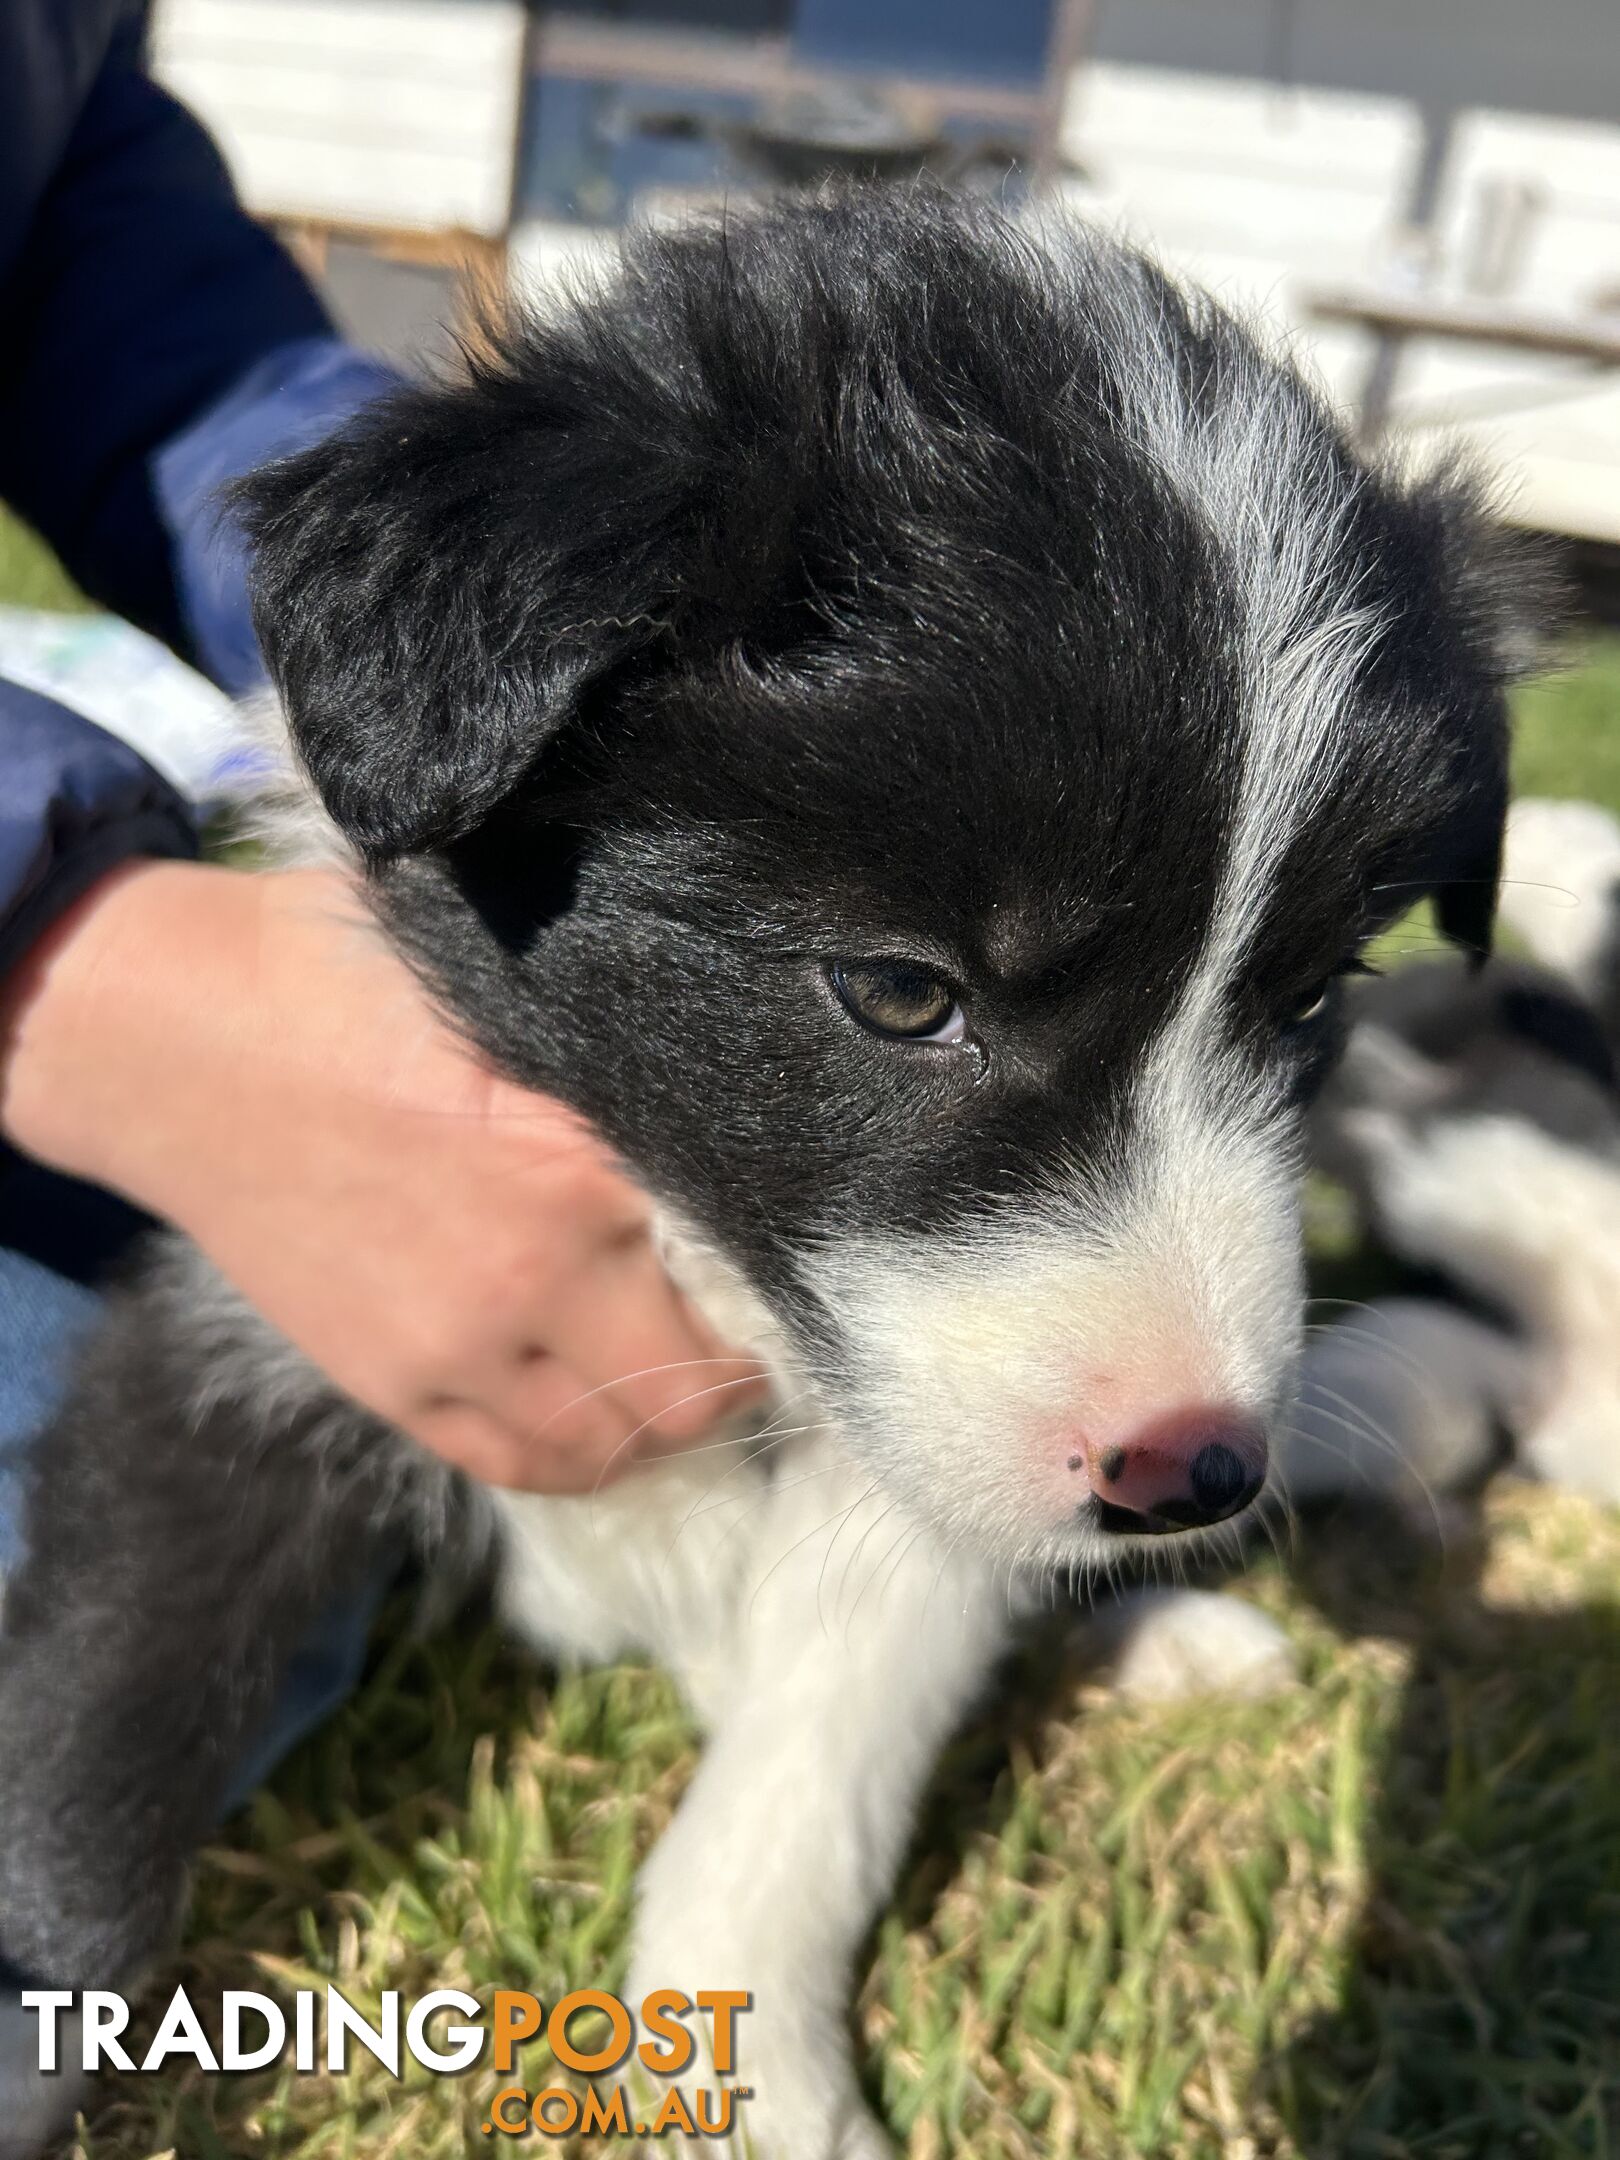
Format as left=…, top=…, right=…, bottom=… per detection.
left=242, top=189, right=1538, bottom=1572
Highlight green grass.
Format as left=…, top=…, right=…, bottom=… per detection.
left=6, top=505, right=1620, bottom=2158
left=1514, top=641, right=1620, bottom=818
left=0, top=505, right=91, bottom=614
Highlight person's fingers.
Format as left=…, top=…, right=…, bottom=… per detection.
left=405, top=1399, right=540, bottom=1488
left=415, top=1363, right=634, bottom=1493
left=624, top=1300, right=771, bottom=1456
left=543, top=1246, right=767, bottom=1446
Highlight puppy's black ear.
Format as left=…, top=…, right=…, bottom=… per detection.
left=1428, top=477, right=1563, bottom=967
left=1433, top=800, right=1505, bottom=968
left=237, top=368, right=684, bottom=859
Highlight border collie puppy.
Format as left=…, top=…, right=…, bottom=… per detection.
left=0, top=188, right=1531, bottom=2156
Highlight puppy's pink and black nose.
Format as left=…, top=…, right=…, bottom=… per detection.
left=1082, top=1408, right=1267, bottom=1535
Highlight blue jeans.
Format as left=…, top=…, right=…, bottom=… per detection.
left=0, top=1155, right=379, bottom=1811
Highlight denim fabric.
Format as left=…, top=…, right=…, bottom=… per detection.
left=0, top=1243, right=99, bottom=1575
left=0, top=1158, right=385, bottom=1811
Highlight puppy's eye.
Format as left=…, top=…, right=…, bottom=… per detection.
left=831, top=960, right=966, bottom=1043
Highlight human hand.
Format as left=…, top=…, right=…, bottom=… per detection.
left=0, top=861, right=764, bottom=1489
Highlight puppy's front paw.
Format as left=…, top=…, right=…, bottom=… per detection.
left=619, top=2055, right=889, bottom=2160
left=1099, top=1589, right=1297, bottom=1705
left=623, top=1956, right=889, bottom=2160
left=731, top=2079, right=892, bottom=2160
left=831, top=2102, right=897, bottom=2159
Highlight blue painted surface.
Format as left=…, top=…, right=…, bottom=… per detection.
left=520, top=75, right=759, bottom=223
left=518, top=0, right=1058, bottom=219
left=791, top=0, right=1055, bottom=86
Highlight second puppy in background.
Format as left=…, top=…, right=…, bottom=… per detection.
left=1303, top=798, right=1620, bottom=1512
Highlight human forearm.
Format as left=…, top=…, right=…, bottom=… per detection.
left=0, top=860, right=763, bottom=1488
left=0, top=857, right=231, bottom=1192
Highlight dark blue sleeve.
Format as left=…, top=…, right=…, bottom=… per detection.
left=0, top=21, right=402, bottom=974
left=0, top=327, right=398, bottom=979
left=151, top=336, right=401, bottom=697
left=0, top=15, right=334, bottom=659
left=0, top=681, right=197, bottom=983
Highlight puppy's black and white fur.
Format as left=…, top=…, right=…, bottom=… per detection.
left=1304, top=801, right=1620, bottom=1510
left=0, top=189, right=1533, bottom=2155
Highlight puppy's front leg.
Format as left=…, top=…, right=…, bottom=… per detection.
left=626, top=1450, right=1011, bottom=2159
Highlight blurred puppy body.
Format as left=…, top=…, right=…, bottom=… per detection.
left=1311, top=797, right=1620, bottom=1510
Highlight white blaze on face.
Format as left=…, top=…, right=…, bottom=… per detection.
left=1101, top=260, right=1381, bottom=1018
left=797, top=309, right=1398, bottom=1569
